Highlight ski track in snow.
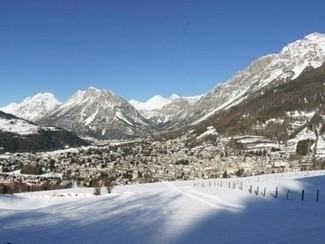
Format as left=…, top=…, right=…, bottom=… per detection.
left=165, top=181, right=243, bottom=210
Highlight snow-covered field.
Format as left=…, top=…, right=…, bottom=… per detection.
left=1, top=171, right=325, bottom=244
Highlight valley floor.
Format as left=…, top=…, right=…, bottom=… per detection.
left=1, top=171, right=325, bottom=244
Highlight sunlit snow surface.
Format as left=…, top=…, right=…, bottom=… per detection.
left=1, top=171, right=325, bottom=244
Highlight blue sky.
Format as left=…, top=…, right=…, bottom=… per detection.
left=0, top=0, right=324, bottom=106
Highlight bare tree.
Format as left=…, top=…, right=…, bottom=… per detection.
left=104, top=178, right=115, bottom=194
left=94, top=185, right=102, bottom=196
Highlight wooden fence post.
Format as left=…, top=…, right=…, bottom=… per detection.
left=275, top=187, right=278, bottom=198
left=255, top=186, right=259, bottom=195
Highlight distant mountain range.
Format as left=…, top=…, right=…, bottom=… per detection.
left=1, top=32, right=325, bottom=151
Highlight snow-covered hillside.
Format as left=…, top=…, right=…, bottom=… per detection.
left=0, top=110, right=61, bottom=136
left=0, top=116, right=40, bottom=135
left=1, top=171, right=325, bottom=244
left=0, top=93, right=62, bottom=122
left=0, top=111, right=87, bottom=152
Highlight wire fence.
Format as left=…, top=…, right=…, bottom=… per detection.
left=192, top=170, right=325, bottom=202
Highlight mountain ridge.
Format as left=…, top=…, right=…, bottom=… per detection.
left=1, top=32, right=324, bottom=141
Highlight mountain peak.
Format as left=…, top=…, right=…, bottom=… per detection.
left=27, top=92, right=57, bottom=101
left=87, top=86, right=100, bottom=91
left=304, top=32, right=325, bottom=41
left=130, top=95, right=171, bottom=111
left=169, top=94, right=180, bottom=100
left=147, top=95, right=170, bottom=104
left=281, top=32, right=325, bottom=54
left=69, top=87, right=120, bottom=106
left=39, top=87, right=153, bottom=140
left=84, top=86, right=117, bottom=97
left=0, top=92, right=62, bottom=122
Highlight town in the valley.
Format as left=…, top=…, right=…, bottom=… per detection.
left=1, top=131, right=324, bottom=193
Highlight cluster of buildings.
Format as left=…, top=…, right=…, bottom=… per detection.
left=1, top=134, right=317, bottom=193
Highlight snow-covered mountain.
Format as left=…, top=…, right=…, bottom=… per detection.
left=164, top=32, right=325, bottom=129
left=0, top=111, right=87, bottom=152
left=130, top=94, right=201, bottom=124
left=130, top=95, right=172, bottom=111
left=190, top=63, right=325, bottom=158
left=0, top=93, right=62, bottom=122
left=38, top=87, right=155, bottom=140
left=2, top=33, right=325, bottom=141
left=148, top=96, right=202, bottom=126
left=129, top=95, right=172, bottom=119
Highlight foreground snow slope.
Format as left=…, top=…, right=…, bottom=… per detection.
left=1, top=171, right=325, bottom=244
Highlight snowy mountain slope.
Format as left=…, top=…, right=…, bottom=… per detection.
left=149, top=97, right=195, bottom=126
left=0, top=114, right=40, bottom=135
left=0, top=111, right=87, bottom=152
left=130, top=94, right=202, bottom=125
left=37, top=87, right=155, bottom=140
left=0, top=93, right=62, bottom=122
left=190, top=64, right=325, bottom=157
left=164, top=32, right=325, bottom=129
left=1, top=171, right=325, bottom=244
